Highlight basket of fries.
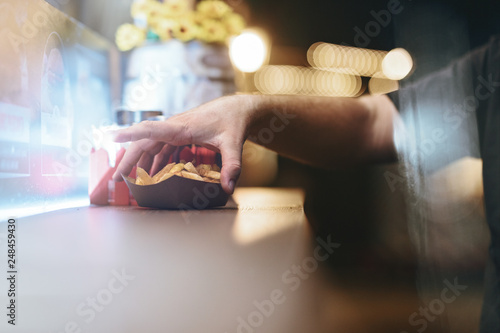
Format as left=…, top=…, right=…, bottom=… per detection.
left=122, top=162, right=229, bottom=209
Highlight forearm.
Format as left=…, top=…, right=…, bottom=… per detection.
left=245, top=94, right=398, bottom=168
left=112, top=93, right=399, bottom=193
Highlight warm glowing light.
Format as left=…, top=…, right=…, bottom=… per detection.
left=232, top=211, right=300, bottom=245
left=368, top=77, right=399, bottom=95
left=255, top=65, right=362, bottom=97
left=382, top=48, right=413, bottom=80
left=229, top=30, right=268, bottom=73
left=308, top=42, right=413, bottom=81
left=307, top=42, right=388, bottom=77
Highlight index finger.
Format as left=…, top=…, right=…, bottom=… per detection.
left=113, top=120, right=192, bottom=146
left=112, top=139, right=163, bottom=181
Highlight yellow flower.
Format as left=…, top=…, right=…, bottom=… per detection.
left=223, top=12, right=245, bottom=36
left=151, top=18, right=178, bottom=41
left=146, top=1, right=165, bottom=24
left=131, top=0, right=156, bottom=18
left=122, top=0, right=244, bottom=45
left=161, top=0, right=190, bottom=18
left=198, top=19, right=227, bottom=43
left=115, top=23, right=146, bottom=51
left=172, top=17, right=198, bottom=42
left=196, top=0, right=231, bottom=19
left=190, top=11, right=207, bottom=26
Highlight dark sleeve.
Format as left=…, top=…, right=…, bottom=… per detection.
left=473, top=35, right=500, bottom=333
left=388, top=35, right=500, bottom=333
left=386, top=35, right=500, bottom=174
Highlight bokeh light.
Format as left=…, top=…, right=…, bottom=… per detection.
left=255, top=65, right=362, bottom=97
left=255, top=42, right=411, bottom=96
left=229, top=30, right=268, bottom=73
left=307, top=42, right=389, bottom=77
left=382, top=48, right=413, bottom=80
left=368, top=77, right=399, bottom=95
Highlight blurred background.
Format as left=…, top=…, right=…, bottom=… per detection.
left=44, top=0, right=500, bottom=332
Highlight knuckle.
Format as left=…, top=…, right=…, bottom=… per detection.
left=141, top=120, right=155, bottom=127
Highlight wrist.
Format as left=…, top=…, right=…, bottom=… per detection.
left=241, top=94, right=271, bottom=137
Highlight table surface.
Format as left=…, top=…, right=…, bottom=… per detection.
left=0, top=188, right=322, bottom=333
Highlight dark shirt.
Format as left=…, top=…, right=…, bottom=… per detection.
left=388, top=35, right=500, bottom=332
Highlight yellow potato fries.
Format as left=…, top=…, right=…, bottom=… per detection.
left=136, top=167, right=154, bottom=185
left=181, top=171, right=204, bottom=181
left=133, top=162, right=221, bottom=185
left=206, top=171, right=221, bottom=180
left=198, top=169, right=221, bottom=180
left=152, top=162, right=175, bottom=183
left=158, top=172, right=174, bottom=183
left=170, top=163, right=185, bottom=174
left=184, top=162, right=199, bottom=175
left=196, top=164, right=211, bottom=172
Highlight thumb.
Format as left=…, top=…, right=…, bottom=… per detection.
left=219, top=141, right=243, bottom=195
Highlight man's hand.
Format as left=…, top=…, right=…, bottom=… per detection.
left=112, top=93, right=398, bottom=195
left=112, top=95, right=256, bottom=194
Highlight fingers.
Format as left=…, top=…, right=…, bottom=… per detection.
left=113, top=134, right=244, bottom=196
left=136, top=142, right=165, bottom=174
left=112, top=139, right=158, bottom=181
left=150, top=144, right=177, bottom=175
left=113, top=120, right=191, bottom=146
left=219, top=141, right=243, bottom=195
left=113, top=121, right=157, bottom=142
